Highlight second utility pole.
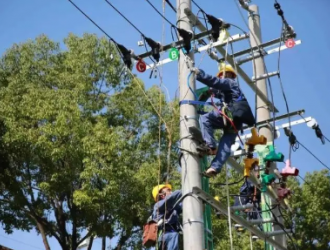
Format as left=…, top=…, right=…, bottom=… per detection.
left=248, top=4, right=287, bottom=249
left=177, top=0, right=205, bottom=249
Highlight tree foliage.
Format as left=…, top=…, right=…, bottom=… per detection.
left=0, top=33, right=179, bottom=250
left=285, top=169, right=330, bottom=249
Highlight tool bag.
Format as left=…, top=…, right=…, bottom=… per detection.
left=142, top=220, right=158, bottom=247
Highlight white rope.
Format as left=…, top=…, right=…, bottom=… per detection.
left=225, top=164, right=234, bottom=250
left=249, top=231, right=253, bottom=250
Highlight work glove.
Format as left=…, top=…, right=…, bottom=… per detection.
left=190, top=67, right=200, bottom=74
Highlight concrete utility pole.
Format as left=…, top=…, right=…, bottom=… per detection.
left=248, top=5, right=287, bottom=249
left=177, top=0, right=205, bottom=249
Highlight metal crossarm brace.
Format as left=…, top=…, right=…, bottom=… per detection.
left=236, top=115, right=312, bottom=144
left=184, top=8, right=279, bottom=112
left=192, top=187, right=288, bottom=250
left=248, top=218, right=275, bottom=224
left=252, top=71, right=279, bottom=81
left=242, top=109, right=306, bottom=130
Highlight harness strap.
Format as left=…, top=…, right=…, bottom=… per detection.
left=179, top=100, right=213, bottom=106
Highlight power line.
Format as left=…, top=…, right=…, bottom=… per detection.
left=324, top=135, right=330, bottom=144
left=191, top=0, right=205, bottom=13
left=68, top=0, right=112, bottom=40
left=67, top=0, right=135, bottom=68
left=104, top=0, right=145, bottom=36
left=164, top=0, right=177, bottom=13
left=144, top=0, right=176, bottom=28
left=296, top=140, right=330, bottom=171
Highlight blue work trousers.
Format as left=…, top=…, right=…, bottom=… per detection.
left=158, top=232, right=179, bottom=250
left=199, top=110, right=238, bottom=173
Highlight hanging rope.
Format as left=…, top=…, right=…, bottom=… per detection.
left=249, top=231, right=253, bottom=250
left=225, top=164, right=234, bottom=250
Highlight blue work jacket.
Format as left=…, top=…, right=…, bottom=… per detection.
left=196, top=69, right=246, bottom=104
left=196, top=69, right=255, bottom=127
left=152, top=190, right=182, bottom=228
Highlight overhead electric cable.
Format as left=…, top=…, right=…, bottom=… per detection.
left=164, top=0, right=177, bottom=13
left=104, top=0, right=145, bottom=36
left=296, top=140, right=330, bottom=171
left=68, top=0, right=112, bottom=40
left=145, top=0, right=176, bottom=28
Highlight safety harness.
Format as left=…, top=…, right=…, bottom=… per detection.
left=179, top=90, right=244, bottom=144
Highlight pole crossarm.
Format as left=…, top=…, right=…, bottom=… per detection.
left=192, top=187, right=288, bottom=250
left=236, top=39, right=301, bottom=65
left=232, top=116, right=312, bottom=156
left=184, top=8, right=279, bottom=113
left=135, top=29, right=213, bottom=60
left=144, top=33, right=248, bottom=69
left=242, top=109, right=306, bottom=130
left=219, top=38, right=301, bottom=62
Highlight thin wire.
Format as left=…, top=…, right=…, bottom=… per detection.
left=225, top=164, right=234, bottom=250
left=191, top=0, right=205, bottom=13
left=0, top=234, right=45, bottom=250
left=324, top=135, right=330, bottom=143
left=157, top=3, right=165, bottom=249
left=296, top=140, right=330, bottom=171
left=68, top=0, right=112, bottom=40
left=145, top=0, right=176, bottom=29
left=277, top=22, right=293, bottom=162
left=249, top=232, right=253, bottom=250
left=264, top=200, right=299, bottom=250
left=232, top=0, right=269, bottom=127
left=104, top=0, right=146, bottom=36
left=164, top=0, right=177, bottom=13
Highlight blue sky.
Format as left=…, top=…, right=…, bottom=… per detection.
left=1, top=0, right=330, bottom=249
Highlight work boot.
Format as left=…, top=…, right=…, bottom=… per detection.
left=196, top=144, right=217, bottom=155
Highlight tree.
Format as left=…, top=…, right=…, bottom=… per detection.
left=0, top=33, right=179, bottom=250
left=285, top=169, right=330, bottom=249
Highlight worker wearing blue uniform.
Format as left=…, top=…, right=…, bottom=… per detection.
left=191, top=64, right=255, bottom=177
left=152, top=184, right=182, bottom=250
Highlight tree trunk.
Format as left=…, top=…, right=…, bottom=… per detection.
left=102, top=237, right=106, bottom=250
left=36, top=221, right=51, bottom=250
left=115, top=231, right=130, bottom=250
left=86, top=237, right=94, bottom=250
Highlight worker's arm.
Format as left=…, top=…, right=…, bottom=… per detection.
left=195, top=68, right=231, bottom=91
left=153, top=190, right=182, bottom=214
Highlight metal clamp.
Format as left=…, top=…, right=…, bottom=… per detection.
left=182, top=218, right=204, bottom=226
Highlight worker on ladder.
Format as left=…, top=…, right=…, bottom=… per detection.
left=191, top=64, right=255, bottom=177
left=152, top=184, right=182, bottom=250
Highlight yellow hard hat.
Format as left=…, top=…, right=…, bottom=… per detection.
left=152, top=183, right=172, bottom=202
left=216, top=63, right=236, bottom=78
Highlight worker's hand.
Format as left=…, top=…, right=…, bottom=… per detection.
left=190, top=67, right=200, bottom=74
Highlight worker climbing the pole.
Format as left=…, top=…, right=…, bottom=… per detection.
left=151, top=184, right=182, bottom=250
left=191, top=63, right=255, bottom=177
